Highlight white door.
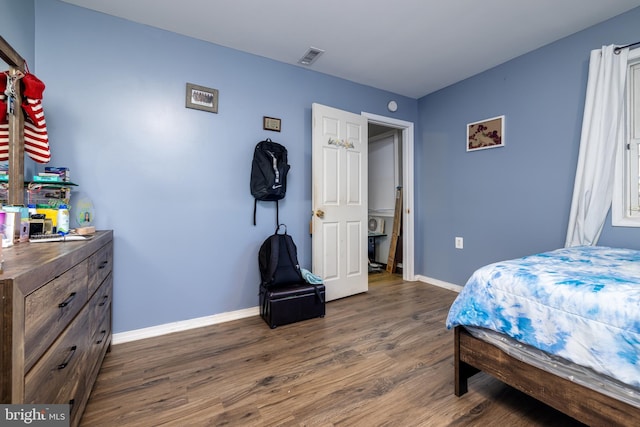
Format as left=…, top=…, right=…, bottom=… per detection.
left=312, top=103, right=368, bottom=301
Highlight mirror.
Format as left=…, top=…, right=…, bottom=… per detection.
left=0, top=56, right=7, bottom=205
left=0, top=36, right=26, bottom=206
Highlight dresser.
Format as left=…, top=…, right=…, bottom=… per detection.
left=0, top=230, right=113, bottom=427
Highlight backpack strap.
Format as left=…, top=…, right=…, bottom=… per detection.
left=267, top=233, right=280, bottom=286
left=253, top=199, right=280, bottom=227
left=259, top=285, right=268, bottom=316
left=281, top=231, right=304, bottom=283
left=254, top=199, right=257, bottom=226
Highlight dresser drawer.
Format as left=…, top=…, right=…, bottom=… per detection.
left=24, top=306, right=89, bottom=405
left=87, top=309, right=111, bottom=389
left=24, top=260, right=89, bottom=371
left=89, top=273, right=112, bottom=328
left=88, top=242, right=113, bottom=297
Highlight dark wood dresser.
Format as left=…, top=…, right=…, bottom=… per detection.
left=0, top=230, right=113, bottom=427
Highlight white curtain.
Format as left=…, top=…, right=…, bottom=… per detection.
left=565, top=45, right=628, bottom=247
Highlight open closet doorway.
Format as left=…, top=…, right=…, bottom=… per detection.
left=364, top=112, right=415, bottom=282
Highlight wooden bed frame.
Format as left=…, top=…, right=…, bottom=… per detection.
left=454, top=326, right=640, bottom=426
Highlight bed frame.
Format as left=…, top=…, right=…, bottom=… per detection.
left=454, top=326, right=640, bottom=426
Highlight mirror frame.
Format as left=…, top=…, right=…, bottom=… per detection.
left=0, top=36, right=25, bottom=206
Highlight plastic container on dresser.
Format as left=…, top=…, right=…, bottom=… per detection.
left=0, top=230, right=113, bottom=427
left=27, top=181, right=78, bottom=208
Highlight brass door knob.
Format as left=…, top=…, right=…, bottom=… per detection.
left=314, top=209, right=325, bottom=219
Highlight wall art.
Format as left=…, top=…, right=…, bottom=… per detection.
left=467, top=115, right=504, bottom=151
left=185, top=83, right=218, bottom=113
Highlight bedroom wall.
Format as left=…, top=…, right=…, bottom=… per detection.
left=22, top=0, right=417, bottom=333
left=7, top=0, right=639, bottom=334
left=0, top=0, right=37, bottom=178
left=0, top=0, right=34, bottom=65
left=416, top=6, right=640, bottom=287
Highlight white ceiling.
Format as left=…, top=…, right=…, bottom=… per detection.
left=60, top=0, right=640, bottom=99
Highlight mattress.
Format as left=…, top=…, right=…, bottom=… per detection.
left=446, top=246, right=640, bottom=389
left=463, top=326, right=640, bottom=408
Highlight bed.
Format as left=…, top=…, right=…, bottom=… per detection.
left=446, top=246, right=640, bottom=426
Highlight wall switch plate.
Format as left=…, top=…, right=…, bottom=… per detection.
left=455, top=237, right=464, bottom=249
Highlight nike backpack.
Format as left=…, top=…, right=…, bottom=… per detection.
left=250, top=138, right=290, bottom=226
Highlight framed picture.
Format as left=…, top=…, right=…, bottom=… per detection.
left=467, top=115, right=504, bottom=151
left=263, top=116, right=281, bottom=132
left=185, top=83, right=218, bottom=113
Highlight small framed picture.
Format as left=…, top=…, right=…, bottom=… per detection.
left=185, top=83, right=218, bottom=113
left=263, top=116, right=281, bottom=132
left=467, top=115, right=505, bottom=151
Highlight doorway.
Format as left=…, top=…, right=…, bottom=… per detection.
left=310, top=104, right=414, bottom=297
left=364, top=112, right=415, bottom=282
left=367, top=126, right=400, bottom=273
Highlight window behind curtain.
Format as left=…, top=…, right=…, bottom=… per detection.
left=612, top=49, right=640, bottom=226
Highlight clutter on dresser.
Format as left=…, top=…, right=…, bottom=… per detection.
left=28, top=168, right=74, bottom=207
left=29, top=232, right=93, bottom=243
left=0, top=206, right=28, bottom=246
left=0, top=165, right=95, bottom=248
left=22, top=166, right=78, bottom=240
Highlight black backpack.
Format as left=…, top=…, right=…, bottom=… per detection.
left=250, top=138, right=290, bottom=226
left=258, top=224, right=304, bottom=288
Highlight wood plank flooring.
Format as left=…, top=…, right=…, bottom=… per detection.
left=81, top=274, right=585, bottom=426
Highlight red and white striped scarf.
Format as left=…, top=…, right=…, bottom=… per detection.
left=0, top=71, right=51, bottom=163
left=0, top=77, right=7, bottom=160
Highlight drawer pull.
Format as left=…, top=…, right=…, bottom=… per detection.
left=96, top=330, right=107, bottom=344
left=58, top=345, right=77, bottom=370
left=58, top=292, right=77, bottom=308
left=98, top=295, right=109, bottom=307
left=98, top=260, right=109, bottom=270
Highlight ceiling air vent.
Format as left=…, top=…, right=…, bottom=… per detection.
left=298, top=47, right=325, bottom=66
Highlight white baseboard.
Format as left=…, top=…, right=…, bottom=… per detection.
left=414, top=275, right=463, bottom=293
left=113, top=277, right=461, bottom=345
left=112, top=306, right=260, bottom=345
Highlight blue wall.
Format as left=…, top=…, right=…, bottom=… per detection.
left=417, top=7, right=640, bottom=286
left=5, top=0, right=640, bottom=334
left=0, top=0, right=34, bottom=65
left=26, top=0, right=417, bottom=333
left=1, top=0, right=36, bottom=178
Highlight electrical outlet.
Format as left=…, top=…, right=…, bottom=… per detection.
left=455, top=237, right=464, bottom=249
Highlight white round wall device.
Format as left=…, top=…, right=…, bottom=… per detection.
left=387, top=100, right=398, bottom=112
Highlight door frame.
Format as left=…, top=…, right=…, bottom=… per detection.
left=363, top=112, right=414, bottom=281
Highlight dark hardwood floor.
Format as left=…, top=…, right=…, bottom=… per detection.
left=81, top=274, right=585, bottom=426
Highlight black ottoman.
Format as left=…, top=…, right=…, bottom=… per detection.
left=259, top=282, right=325, bottom=328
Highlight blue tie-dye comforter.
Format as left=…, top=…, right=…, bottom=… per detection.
left=446, top=246, right=640, bottom=388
